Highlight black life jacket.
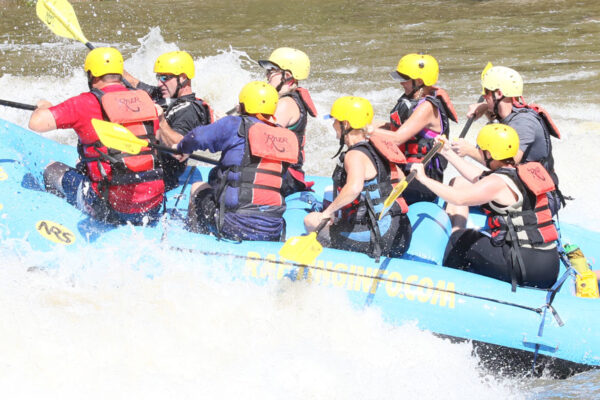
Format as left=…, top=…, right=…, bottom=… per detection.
left=281, top=87, right=317, bottom=167
left=389, top=87, right=457, bottom=181
left=332, top=140, right=408, bottom=259
left=389, top=87, right=457, bottom=136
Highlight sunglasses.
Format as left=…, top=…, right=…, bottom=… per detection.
left=156, top=74, right=176, bottom=83
left=266, top=68, right=283, bottom=77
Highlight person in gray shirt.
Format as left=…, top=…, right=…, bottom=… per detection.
left=450, top=65, right=562, bottom=217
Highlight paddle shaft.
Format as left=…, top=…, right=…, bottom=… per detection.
left=420, top=140, right=444, bottom=166
left=397, top=142, right=444, bottom=193
left=315, top=217, right=331, bottom=234
left=0, top=99, right=36, bottom=111
left=225, top=105, right=239, bottom=116
left=152, top=142, right=218, bottom=165
left=458, top=95, right=485, bottom=139
left=378, top=139, right=445, bottom=220
left=173, top=165, right=196, bottom=209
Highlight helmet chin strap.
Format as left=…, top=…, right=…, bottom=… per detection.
left=173, top=76, right=190, bottom=98
left=275, top=71, right=295, bottom=93
left=256, top=113, right=276, bottom=125
left=406, top=79, right=424, bottom=99
left=483, top=151, right=494, bottom=169
left=491, top=90, right=505, bottom=120
left=332, top=122, right=352, bottom=159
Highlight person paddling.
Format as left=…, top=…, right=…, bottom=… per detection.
left=123, top=51, right=214, bottom=190
left=173, top=81, right=298, bottom=241
left=28, top=47, right=165, bottom=225
left=369, top=53, right=457, bottom=205
left=451, top=65, right=563, bottom=215
left=411, top=124, right=559, bottom=290
left=304, top=96, right=412, bottom=260
left=259, top=47, right=317, bottom=197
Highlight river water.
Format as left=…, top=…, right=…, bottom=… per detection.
left=1, top=0, right=599, bottom=398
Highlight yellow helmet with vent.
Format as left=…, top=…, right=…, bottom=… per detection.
left=391, top=53, right=439, bottom=86
left=238, top=81, right=279, bottom=115
left=84, top=47, right=123, bottom=77
left=328, top=96, right=374, bottom=130
left=259, top=47, right=310, bottom=80
left=154, top=51, right=195, bottom=79
left=476, top=123, right=520, bottom=160
left=481, top=66, right=523, bottom=97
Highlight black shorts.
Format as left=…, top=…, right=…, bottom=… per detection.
left=330, top=213, right=412, bottom=259
left=443, top=229, right=559, bottom=289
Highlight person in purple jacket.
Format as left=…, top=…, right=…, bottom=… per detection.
left=174, top=81, right=299, bottom=241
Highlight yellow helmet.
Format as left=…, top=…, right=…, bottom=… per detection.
left=480, top=62, right=493, bottom=95
left=84, top=47, right=123, bottom=77
left=481, top=66, right=523, bottom=97
left=238, top=81, right=279, bottom=115
left=258, top=47, right=310, bottom=80
left=391, top=53, right=439, bottom=86
left=154, top=51, right=195, bottom=79
left=328, top=96, right=374, bottom=130
left=476, top=123, right=520, bottom=160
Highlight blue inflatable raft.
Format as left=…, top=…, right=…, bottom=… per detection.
left=1, top=118, right=599, bottom=378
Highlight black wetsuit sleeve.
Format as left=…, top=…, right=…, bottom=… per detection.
left=167, top=102, right=209, bottom=135
left=136, top=81, right=164, bottom=103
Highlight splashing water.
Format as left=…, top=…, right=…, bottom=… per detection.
left=2, top=8, right=600, bottom=397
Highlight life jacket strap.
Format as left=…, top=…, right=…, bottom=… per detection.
left=506, top=217, right=528, bottom=292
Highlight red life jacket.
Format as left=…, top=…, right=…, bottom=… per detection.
left=512, top=97, right=561, bottom=139
left=80, top=88, right=164, bottom=214
left=216, top=117, right=299, bottom=220
left=481, top=162, right=558, bottom=248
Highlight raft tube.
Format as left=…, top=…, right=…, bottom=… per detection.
left=1, top=118, right=599, bottom=378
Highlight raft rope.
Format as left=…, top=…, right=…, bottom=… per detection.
left=170, top=246, right=546, bottom=315
left=530, top=214, right=575, bottom=374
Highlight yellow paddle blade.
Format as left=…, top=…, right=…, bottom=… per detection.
left=91, top=119, right=147, bottom=155
left=383, top=180, right=407, bottom=210
left=278, top=232, right=323, bottom=265
left=37, top=0, right=89, bottom=44
left=378, top=139, right=445, bottom=220
left=378, top=180, right=408, bottom=220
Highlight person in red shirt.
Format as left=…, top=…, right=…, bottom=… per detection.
left=28, top=47, right=165, bottom=225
